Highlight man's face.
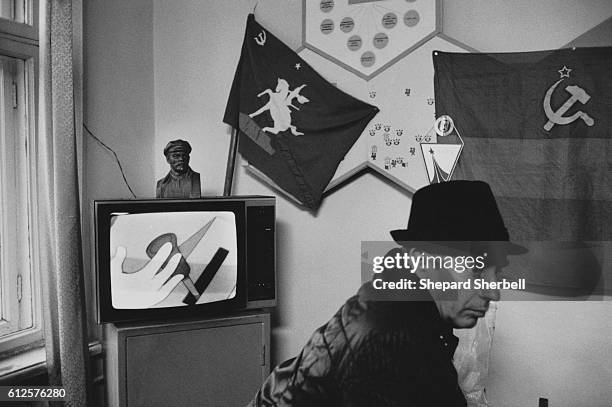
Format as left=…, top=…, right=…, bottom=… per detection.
left=436, top=264, right=502, bottom=328
left=166, top=149, right=190, bottom=174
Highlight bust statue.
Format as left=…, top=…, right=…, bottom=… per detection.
left=156, top=139, right=201, bottom=199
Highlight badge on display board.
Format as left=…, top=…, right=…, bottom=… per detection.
left=420, top=115, right=464, bottom=184
left=299, top=35, right=475, bottom=193
left=303, top=0, right=440, bottom=80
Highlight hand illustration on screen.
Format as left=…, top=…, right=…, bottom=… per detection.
left=110, top=242, right=184, bottom=309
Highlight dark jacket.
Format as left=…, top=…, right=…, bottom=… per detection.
left=248, top=283, right=466, bottom=407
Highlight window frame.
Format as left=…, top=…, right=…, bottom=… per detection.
left=0, top=0, right=41, bottom=357
left=0, top=0, right=37, bottom=42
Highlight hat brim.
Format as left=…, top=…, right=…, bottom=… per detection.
left=390, top=229, right=528, bottom=257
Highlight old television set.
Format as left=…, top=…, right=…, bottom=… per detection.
left=94, top=196, right=275, bottom=323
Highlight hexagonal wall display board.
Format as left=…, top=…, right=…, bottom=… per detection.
left=303, top=0, right=440, bottom=80
left=299, top=35, right=475, bottom=192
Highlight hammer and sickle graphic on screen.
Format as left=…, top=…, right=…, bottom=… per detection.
left=145, top=217, right=217, bottom=302
left=543, top=79, right=595, bottom=131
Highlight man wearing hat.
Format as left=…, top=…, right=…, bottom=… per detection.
left=156, top=139, right=201, bottom=199
left=248, top=180, right=526, bottom=407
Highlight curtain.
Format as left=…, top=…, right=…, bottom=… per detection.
left=38, top=1, right=90, bottom=406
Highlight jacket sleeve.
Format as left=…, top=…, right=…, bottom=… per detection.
left=248, top=327, right=338, bottom=407
left=247, top=296, right=368, bottom=407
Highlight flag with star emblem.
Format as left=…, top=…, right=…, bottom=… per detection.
left=223, top=14, right=379, bottom=210
left=433, top=47, right=612, bottom=240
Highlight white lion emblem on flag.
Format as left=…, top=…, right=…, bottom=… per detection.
left=249, top=78, right=309, bottom=136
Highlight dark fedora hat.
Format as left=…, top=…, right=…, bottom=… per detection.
left=391, top=180, right=526, bottom=260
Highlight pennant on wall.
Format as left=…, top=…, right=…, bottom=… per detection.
left=223, top=14, right=379, bottom=210
left=433, top=47, right=612, bottom=240
left=419, top=115, right=464, bottom=185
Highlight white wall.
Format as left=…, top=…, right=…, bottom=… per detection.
left=83, top=0, right=155, bottom=340
left=489, top=301, right=612, bottom=407
left=85, top=1, right=612, bottom=406
left=443, top=0, right=612, bottom=52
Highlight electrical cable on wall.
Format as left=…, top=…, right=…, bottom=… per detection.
left=83, top=124, right=138, bottom=199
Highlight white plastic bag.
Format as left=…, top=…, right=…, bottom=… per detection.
left=453, top=301, right=498, bottom=407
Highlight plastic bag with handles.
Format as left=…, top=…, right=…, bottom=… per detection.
left=453, top=301, right=498, bottom=407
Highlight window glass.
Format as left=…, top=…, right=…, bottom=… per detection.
left=0, top=54, right=35, bottom=344
left=0, top=0, right=25, bottom=24
left=0, top=0, right=40, bottom=357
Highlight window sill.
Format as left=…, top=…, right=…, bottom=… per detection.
left=0, top=341, right=102, bottom=384
left=0, top=346, right=45, bottom=384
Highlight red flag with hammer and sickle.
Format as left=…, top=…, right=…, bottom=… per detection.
left=433, top=47, right=612, bottom=241
left=223, top=15, right=378, bottom=211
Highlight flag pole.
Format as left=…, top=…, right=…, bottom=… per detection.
left=223, top=127, right=239, bottom=196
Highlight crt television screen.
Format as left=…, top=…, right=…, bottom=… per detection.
left=109, top=211, right=237, bottom=310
